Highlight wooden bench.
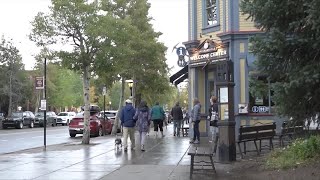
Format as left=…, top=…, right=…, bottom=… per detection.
left=237, top=122, right=276, bottom=158
left=188, top=146, right=216, bottom=178
left=279, top=121, right=304, bottom=147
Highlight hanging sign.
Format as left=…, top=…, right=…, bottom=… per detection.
left=35, top=76, right=44, bottom=90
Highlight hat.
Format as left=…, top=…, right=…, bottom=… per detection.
left=125, top=99, right=132, bottom=104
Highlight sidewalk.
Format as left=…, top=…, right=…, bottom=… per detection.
left=0, top=124, right=247, bottom=180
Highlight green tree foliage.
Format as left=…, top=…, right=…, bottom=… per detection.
left=29, top=0, right=124, bottom=144
left=0, top=37, right=28, bottom=116
left=241, top=0, right=320, bottom=120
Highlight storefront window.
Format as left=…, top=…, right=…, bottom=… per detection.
left=205, top=0, right=217, bottom=26
left=249, top=76, right=274, bottom=114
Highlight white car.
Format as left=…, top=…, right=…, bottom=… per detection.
left=56, top=112, right=76, bottom=126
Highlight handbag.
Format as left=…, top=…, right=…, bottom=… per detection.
left=210, top=111, right=218, bottom=127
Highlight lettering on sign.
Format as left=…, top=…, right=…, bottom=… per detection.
left=252, top=106, right=269, bottom=113
left=190, top=50, right=227, bottom=61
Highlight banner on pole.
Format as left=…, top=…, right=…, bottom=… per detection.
left=35, top=76, right=44, bottom=90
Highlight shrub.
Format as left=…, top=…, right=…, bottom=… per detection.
left=266, top=136, right=320, bottom=169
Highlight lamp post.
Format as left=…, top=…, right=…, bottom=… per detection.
left=109, top=101, right=112, bottom=110
left=103, top=86, right=106, bottom=122
left=128, top=82, right=133, bottom=98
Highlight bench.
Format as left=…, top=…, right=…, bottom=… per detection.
left=237, top=122, right=276, bottom=158
left=279, top=121, right=304, bottom=147
left=188, top=146, right=216, bottom=178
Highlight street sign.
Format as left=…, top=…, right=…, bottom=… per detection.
left=40, top=100, right=46, bottom=110
left=103, top=87, right=106, bottom=96
left=176, top=47, right=187, bottom=56
left=35, top=76, right=44, bottom=90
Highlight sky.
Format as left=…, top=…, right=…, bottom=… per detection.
left=0, top=0, right=188, bottom=76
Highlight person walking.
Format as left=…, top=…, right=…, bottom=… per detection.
left=190, top=98, right=201, bottom=144
left=120, top=99, right=136, bottom=152
left=171, top=102, right=183, bottom=137
left=150, top=102, right=166, bottom=138
left=133, top=100, right=151, bottom=151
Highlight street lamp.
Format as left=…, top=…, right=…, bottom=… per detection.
left=128, top=82, right=133, bottom=97
left=103, top=86, right=106, bottom=122
left=109, top=101, right=112, bottom=110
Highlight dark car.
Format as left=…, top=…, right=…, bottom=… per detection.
left=2, top=111, right=35, bottom=129
left=0, top=113, right=4, bottom=121
left=34, top=111, right=57, bottom=127
left=69, top=106, right=113, bottom=137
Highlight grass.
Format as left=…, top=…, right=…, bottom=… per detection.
left=266, top=135, right=320, bottom=169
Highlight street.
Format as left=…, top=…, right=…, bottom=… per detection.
left=0, top=126, right=79, bottom=154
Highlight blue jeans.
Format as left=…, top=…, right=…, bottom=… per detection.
left=193, top=120, right=200, bottom=141
left=173, top=120, right=182, bottom=136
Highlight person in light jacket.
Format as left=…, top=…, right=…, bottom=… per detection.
left=133, top=100, right=151, bottom=151
left=190, top=98, right=201, bottom=144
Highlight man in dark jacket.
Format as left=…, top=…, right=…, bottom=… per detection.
left=120, top=99, right=136, bottom=151
left=171, top=102, right=183, bottom=137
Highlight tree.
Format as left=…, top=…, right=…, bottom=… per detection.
left=241, top=0, right=320, bottom=121
left=101, top=0, right=171, bottom=134
left=0, top=37, right=25, bottom=116
left=30, top=0, right=123, bottom=144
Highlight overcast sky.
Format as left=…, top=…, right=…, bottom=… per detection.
left=0, top=0, right=188, bottom=75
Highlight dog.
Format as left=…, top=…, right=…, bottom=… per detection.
left=115, top=135, right=122, bottom=150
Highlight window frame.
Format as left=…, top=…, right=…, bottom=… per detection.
left=202, top=0, right=220, bottom=33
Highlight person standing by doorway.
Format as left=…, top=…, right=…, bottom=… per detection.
left=208, top=96, right=219, bottom=152
left=171, top=102, right=183, bottom=137
left=120, top=99, right=136, bottom=152
left=134, top=100, right=151, bottom=151
left=150, top=102, right=165, bottom=138
left=190, top=98, right=201, bottom=144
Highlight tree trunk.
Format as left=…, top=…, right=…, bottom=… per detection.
left=82, top=65, right=91, bottom=144
left=8, top=71, right=13, bottom=116
left=112, top=78, right=125, bottom=134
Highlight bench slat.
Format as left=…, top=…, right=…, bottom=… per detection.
left=239, top=131, right=275, bottom=141
left=188, top=146, right=197, bottom=155
left=240, top=124, right=276, bottom=133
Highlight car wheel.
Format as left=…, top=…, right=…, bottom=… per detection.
left=98, top=127, right=103, bottom=137
left=29, top=121, right=34, bottom=128
left=2, top=125, right=7, bottom=129
left=69, top=132, right=76, bottom=137
left=17, top=121, right=23, bottom=129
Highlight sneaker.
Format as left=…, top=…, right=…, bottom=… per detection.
left=141, top=145, right=145, bottom=151
left=193, top=140, right=200, bottom=144
left=124, top=147, right=128, bottom=152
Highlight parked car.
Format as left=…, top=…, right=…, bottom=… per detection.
left=34, top=111, right=57, bottom=127
left=100, top=110, right=121, bottom=133
left=56, top=112, right=76, bottom=126
left=2, top=111, right=35, bottom=129
left=69, top=106, right=113, bottom=137
left=0, top=112, right=4, bottom=121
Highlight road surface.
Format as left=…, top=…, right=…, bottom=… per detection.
left=0, top=126, right=79, bottom=154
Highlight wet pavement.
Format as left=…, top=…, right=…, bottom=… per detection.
left=0, top=124, right=267, bottom=180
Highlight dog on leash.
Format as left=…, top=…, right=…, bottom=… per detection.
left=115, top=135, right=122, bottom=149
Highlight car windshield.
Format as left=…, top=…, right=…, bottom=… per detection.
left=58, top=113, right=68, bottom=116
left=12, top=112, right=23, bottom=117
left=35, top=112, right=44, bottom=117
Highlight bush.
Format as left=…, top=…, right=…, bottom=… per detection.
left=266, top=136, right=320, bottom=169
